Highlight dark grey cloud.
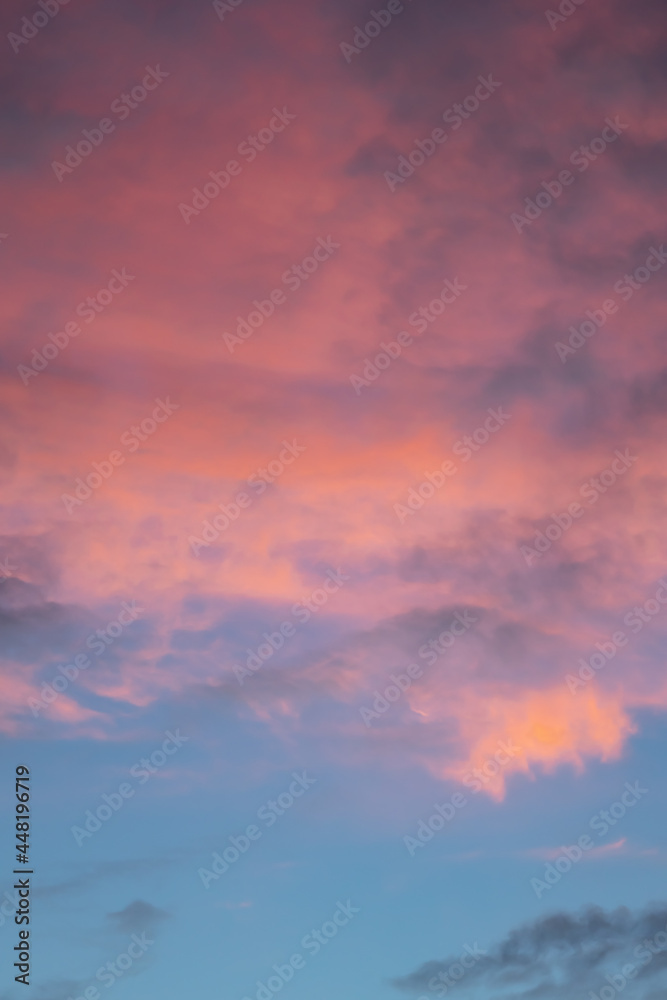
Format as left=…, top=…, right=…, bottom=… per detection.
left=0, top=578, right=90, bottom=664
left=0, top=572, right=151, bottom=670
left=107, top=899, right=170, bottom=935
left=394, top=905, right=667, bottom=999
left=0, top=898, right=171, bottom=1000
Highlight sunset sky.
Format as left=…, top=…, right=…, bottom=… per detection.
left=1, top=0, right=667, bottom=998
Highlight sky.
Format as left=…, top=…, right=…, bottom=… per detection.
left=1, top=0, right=667, bottom=998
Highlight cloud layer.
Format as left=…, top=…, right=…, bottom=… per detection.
left=1, top=0, right=667, bottom=794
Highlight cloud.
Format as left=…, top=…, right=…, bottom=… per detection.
left=11, top=980, right=89, bottom=1000
left=1, top=0, right=667, bottom=793
left=107, top=899, right=170, bottom=936
left=393, top=904, right=667, bottom=999
left=5, top=898, right=171, bottom=1000
left=526, top=837, right=628, bottom=861
left=33, top=854, right=180, bottom=899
